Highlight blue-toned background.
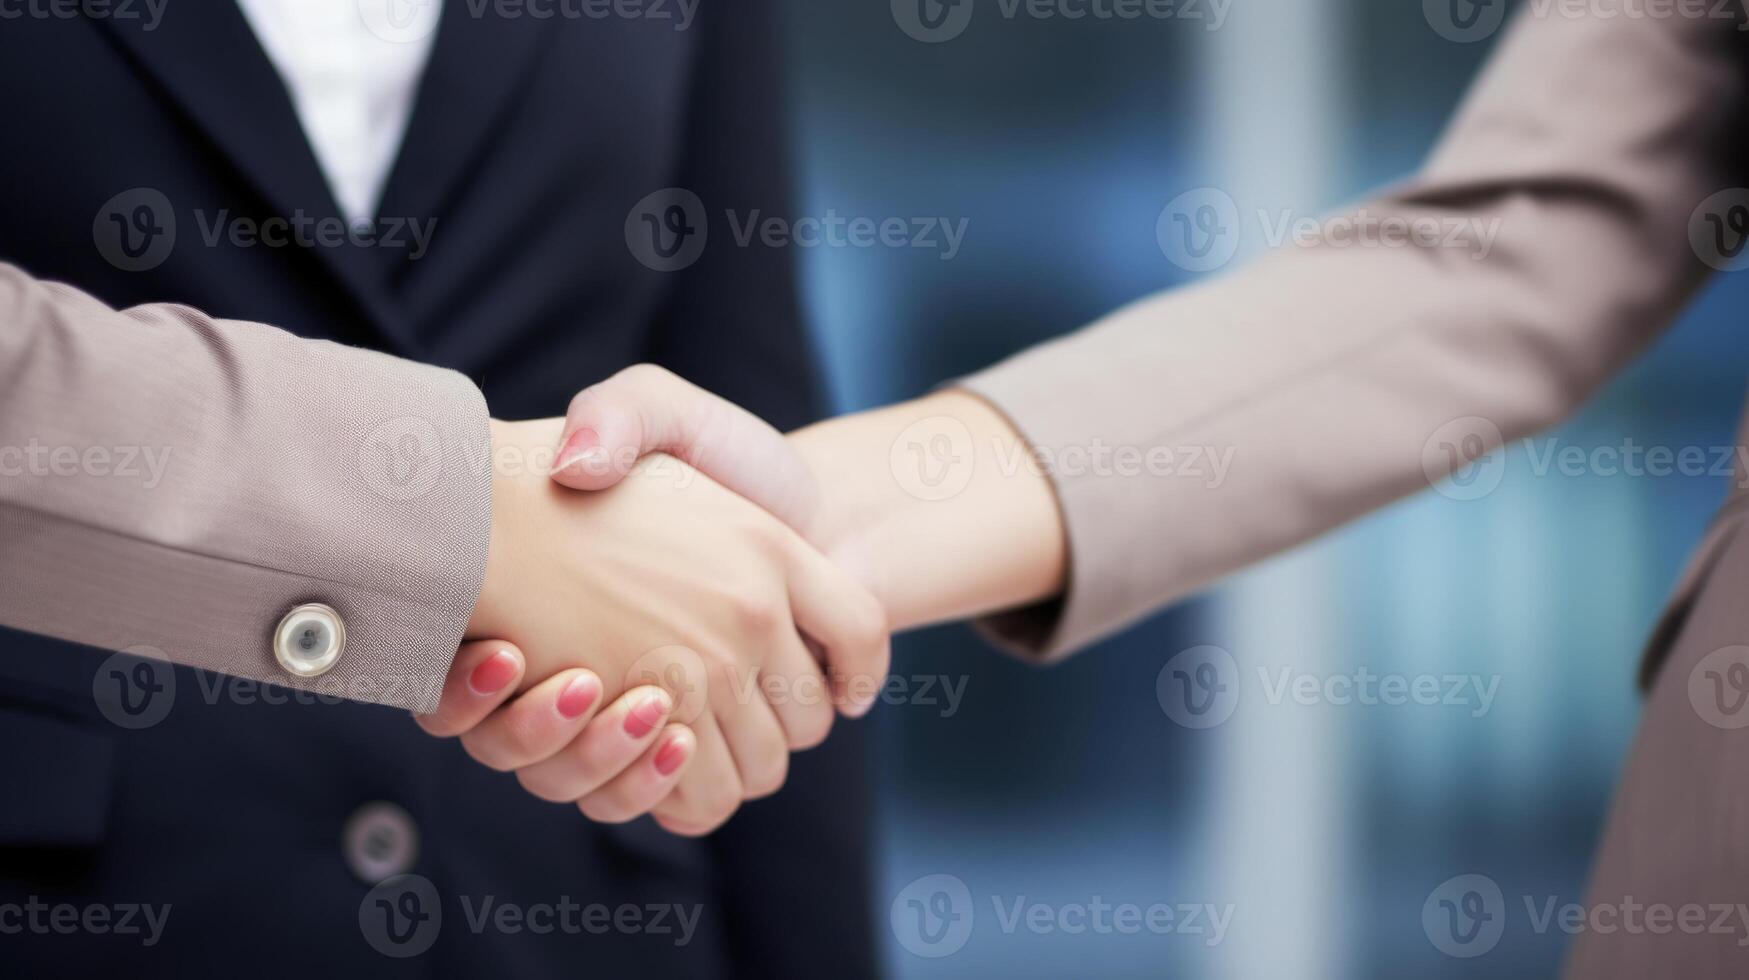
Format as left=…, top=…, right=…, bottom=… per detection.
left=780, top=0, right=1749, bottom=976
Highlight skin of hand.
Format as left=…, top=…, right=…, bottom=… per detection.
left=784, top=389, right=1067, bottom=634
left=435, top=368, right=1064, bottom=834
left=455, top=417, right=890, bottom=834
left=417, top=639, right=698, bottom=823
left=547, top=365, right=1066, bottom=629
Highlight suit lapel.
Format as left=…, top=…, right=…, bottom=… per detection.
left=97, top=3, right=556, bottom=352
left=95, top=7, right=406, bottom=350
left=375, top=0, right=557, bottom=254
left=94, top=7, right=342, bottom=227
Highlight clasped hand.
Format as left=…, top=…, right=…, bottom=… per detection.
left=418, top=370, right=889, bottom=836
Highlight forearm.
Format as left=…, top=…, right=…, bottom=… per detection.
left=0, top=264, right=490, bottom=712
left=788, top=390, right=1066, bottom=631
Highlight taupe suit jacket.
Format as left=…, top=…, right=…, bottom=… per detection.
left=0, top=266, right=489, bottom=712
left=963, top=4, right=1747, bottom=679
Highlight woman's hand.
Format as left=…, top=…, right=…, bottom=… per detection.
left=417, top=640, right=698, bottom=822
left=454, top=417, right=889, bottom=834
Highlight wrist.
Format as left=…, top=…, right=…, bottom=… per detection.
left=466, top=419, right=510, bottom=638
left=468, top=418, right=555, bottom=639
left=788, top=390, right=1065, bottom=631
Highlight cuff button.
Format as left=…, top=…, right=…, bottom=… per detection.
left=274, top=603, right=346, bottom=678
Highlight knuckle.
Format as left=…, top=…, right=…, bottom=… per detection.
left=689, top=804, right=737, bottom=835
left=496, top=713, right=545, bottom=762
left=741, top=751, right=789, bottom=800
left=565, top=385, right=600, bottom=416
left=618, top=362, right=676, bottom=391
left=728, top=589, right=784, bottom=636
left=787, top=705, right=834, bottom=751
left=460, top=735, right=515, bottom=774
left=577, top=796, right=634, bottom=825
left=848, top=596, right=890, bottom=659
left=514, top=768, right=575, bottom=804
left=415, top=712, right=460, bottom=739
left=654, top=814, right=712, bottom=838
left=696, top=647, right=740, bottom=704
left=674, top=783, right=741, bottom=832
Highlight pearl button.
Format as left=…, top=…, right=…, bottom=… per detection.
left=274, top=603, right=345, bottom=678
left=343, top=801, right=419, bottom=884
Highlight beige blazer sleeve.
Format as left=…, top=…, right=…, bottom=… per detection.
left=959, top=7, right=1746, bottom=659
left=0, top=263, right=491, bottom=712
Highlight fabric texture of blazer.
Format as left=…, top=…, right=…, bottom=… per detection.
left=961, top=3, right=1749, bottom=689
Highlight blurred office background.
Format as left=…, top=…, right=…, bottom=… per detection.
left=781, top=0, right=1749, bottom=975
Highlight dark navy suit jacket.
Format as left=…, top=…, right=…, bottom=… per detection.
left=0, top=2, right=875, bottom=976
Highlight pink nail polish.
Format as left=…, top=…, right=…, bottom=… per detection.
left=468, top=650, right=519, bottom=696
left=623, top=692, right=671, bottom=738
left=557, top=674, right=601, bottom=719
left=654, top=735, right=690, bottom=776
left=555, top=427, right=600, bottom=472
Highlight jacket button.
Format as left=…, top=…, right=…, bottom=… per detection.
left=274, top=603, right=345, bottom=677
left=343, top=802, right=419, bottom=884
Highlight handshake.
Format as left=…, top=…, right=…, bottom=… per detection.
left=413, top=366, right=1067, bottom=836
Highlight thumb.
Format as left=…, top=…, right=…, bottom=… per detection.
left=550, top=364, right=823, bottom=536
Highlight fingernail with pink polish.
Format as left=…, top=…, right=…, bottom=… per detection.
left=655, top=734, right=690, bottom=776
left=557, top=673, right=601, bottom=719
left=623, top=691, right=672, bottom=738
left=555, top=427, right=601, bottom=473
left=468, top=650, right=519, bottom=696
